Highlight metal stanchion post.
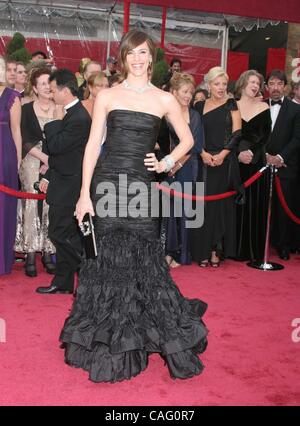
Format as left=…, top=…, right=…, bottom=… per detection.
left=248, top=165, right=284, bottom=271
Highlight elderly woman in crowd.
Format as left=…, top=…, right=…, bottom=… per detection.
left=15, top=67, right=56, bottom=277
left=235, top=70, right=271, bottom=261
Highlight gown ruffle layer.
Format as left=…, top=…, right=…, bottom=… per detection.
left=60, top=229, right=208, bottom=383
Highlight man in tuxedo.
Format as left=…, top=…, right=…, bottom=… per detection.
left=36, top=69, right=92, bottom=294
left=266, top=69, right=300, bottom=260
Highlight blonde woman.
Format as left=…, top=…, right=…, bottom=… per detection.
left=82, top=72, right=109, bottom=117
left=0, top=57, right=22, bottom=275
left=77, top=60, right=102, bottom=100
left=235, top=70, right=271, bottom=261
left=60, top=30, right=208, bottom=383
left=191, top=66, right=242, bottom=267
left=164, top=72, right=204, bottom=267
left=76, top=57, right=91, bottom=87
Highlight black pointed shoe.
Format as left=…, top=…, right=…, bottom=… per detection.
left=36, top=285, right=73, bottom=295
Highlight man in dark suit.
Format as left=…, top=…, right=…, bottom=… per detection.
left=266, top=69, right=300, bottom=260
left=36, top=69, right=92, bottom=294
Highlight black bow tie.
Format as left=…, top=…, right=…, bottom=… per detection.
left=271, top=99, right=283, bottom=106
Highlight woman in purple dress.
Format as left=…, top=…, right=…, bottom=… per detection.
left=0, top=57, right=22, bottom=275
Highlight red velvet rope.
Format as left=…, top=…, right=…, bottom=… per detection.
left=275, top=175, right=300, bottom=225
left=156, top=168, right=266, bottom=202
left=3, top=170, right=299, bottom=224
left=0, top=184, right=46, bottom=200
left=0, top=167, right=266, bottom=202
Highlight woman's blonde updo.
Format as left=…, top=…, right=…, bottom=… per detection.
left=84, top=71, right=108, bottom=99
left=204, top=66, right=229, bottom=86
left=170, top=72, right=195, bottom=93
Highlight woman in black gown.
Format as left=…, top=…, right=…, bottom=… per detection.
left=235, top=70, right=271, bottom=261
left=190, top=67, right=242, bottom=267
left=60, top=30, right=208, bottom=383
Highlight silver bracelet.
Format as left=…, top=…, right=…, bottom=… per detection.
left=163, top=155, right=175, bottom=172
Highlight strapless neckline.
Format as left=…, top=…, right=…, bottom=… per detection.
left=242, top=108, right=270, bottom=124
left=107, top=109, right=162, bottom=122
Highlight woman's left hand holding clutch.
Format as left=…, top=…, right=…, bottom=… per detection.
left=75, top=195, right=95, bottom=225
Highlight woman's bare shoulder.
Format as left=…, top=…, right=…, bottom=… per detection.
left=256, top=99, right=270, bottom=111
left=94, top=87, right=117, bottom=106
left=152, top=87, right=176, bottom=106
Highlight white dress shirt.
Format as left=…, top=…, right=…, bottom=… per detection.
left=267, top=96, right=285, bottom=163
left=270, top=96, right=284, bottom=132
left=64, top=98, right=79, bottom=112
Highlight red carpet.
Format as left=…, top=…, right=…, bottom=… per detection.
left=0, top=255, right=300, bottom=406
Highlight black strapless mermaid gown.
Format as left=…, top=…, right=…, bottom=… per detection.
left=60, top=110, right=208, bottom=383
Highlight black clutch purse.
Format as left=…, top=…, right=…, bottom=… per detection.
left=79, top=213, right=98, bottom=259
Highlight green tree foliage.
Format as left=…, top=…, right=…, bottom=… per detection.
left=6, top=32, right=32, bottom=64
left=151, top=47, right=169, bottom=88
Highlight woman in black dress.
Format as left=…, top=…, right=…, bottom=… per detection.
left=190, top=67, right=242, bottom=267
left=60, top=30, right=208, bottom=383
left=235, top=70, right=271, bottom=261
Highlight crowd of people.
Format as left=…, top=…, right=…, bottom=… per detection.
left=1, top=41, right=300, bottom=281
left=1, top=29, right=300, bottom=384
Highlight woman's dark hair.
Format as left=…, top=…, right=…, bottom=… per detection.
left=266, top=69, right=288, bottom=86
left=30, top=67, right=51, bottom=88
left=119, top=30, right=156, bottom=80
left=191, top=88, right=209, bottom=105
left=32, top=50, right=47, bottom=60
left=194, top=88, right=208, bottom=98
left=170, top=58, right=182, bottom=67
left=49, top=68, right=78, bottom=96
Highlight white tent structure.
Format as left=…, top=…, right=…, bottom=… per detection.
left=0, top=0, right=281, bottom=81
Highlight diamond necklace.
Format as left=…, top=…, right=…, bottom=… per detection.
left=123, top=79, right=152, bottom=94
left=37, top=101, right=51, bottom=113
